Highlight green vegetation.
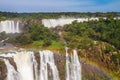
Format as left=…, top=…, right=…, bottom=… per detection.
left=0, top=32, right=8, bottom=41
left=0, top=11, right=120, bottom=79
left=0, top=11, right=120, bottom=20
left=62, top=18, right=120, bottom=79
left=32, top=41, right=64, bottom=50
left=63, top=18, right=120, bottom=49
left=47, top=41, right=64, bottom=49
left=32, top=41, right=44, bottom=46
left=12, top=20, right=60, bottom=47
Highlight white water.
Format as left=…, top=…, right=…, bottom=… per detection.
left=0, top=50, right=82, bottom=80
left=39, top=50, right=60, bottom=80
left=3, top=59, right=20, bottom=80
left=0, top=20, right=20, bottom=33
left=42, top=17, right=99, bottom=28
left=13, top=51, right=34, bottom=80
left=30, top=51, right=39, bottom=80
left=66, top=47, right=70, bottom=80
left=66, top=48, right=82, bottom=80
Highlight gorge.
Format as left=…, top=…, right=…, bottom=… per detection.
left=0, top=13, right=119, bottom=80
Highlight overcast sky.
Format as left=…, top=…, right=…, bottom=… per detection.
left=0, top=0, right=120, bottom=12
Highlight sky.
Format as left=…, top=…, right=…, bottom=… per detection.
left=0, top=0, right=120, bottom=13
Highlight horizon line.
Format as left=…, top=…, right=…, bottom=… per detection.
left=0, top=11, right=120, bottom=14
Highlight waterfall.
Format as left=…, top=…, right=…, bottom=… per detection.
left=42, top=18, right=80, bottom=28
left=66, top=48, right=70, bottom=80
left=0, top=50, right=82, bottom=80
left=42, top=17, right=99, bottom=28
left=16, top=21, right=20, bottom=33
left=30, top=51, right=39, bottom=80
left=0, top=20, right=20, bottom=33
left=3, top=59, right=20, bottom=80
left=66, top=48, right=82, bottom=80
left=13, top=51, right=34, bottom=80
left=39, top=50, right=60, bottom=80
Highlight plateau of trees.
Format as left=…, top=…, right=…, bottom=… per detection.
left=63, top=18, right=120, bottom=49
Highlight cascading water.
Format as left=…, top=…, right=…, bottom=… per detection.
left=66, top=48, right=82, bottom=80
left=13, top=51, right=34, bottom=80
left=66, top=48, right=70, bottom=80
left=42, top=17, right=99, bottom=28
left=0, top=50, right=82, bottom=80
left=0, top=20, right=20, bottom=33
left=30, top=51, right=39, bottom=80
left=39, top=50, right=60, bottom=80
left=3, top=59, right=20, bottom=80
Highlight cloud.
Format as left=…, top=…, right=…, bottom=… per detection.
left=0, top=0, right=119, bottom=12
left=0, top=0, right=94, bottom=7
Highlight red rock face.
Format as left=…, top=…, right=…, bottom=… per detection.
left=0, top=59, right=7, bottom=80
